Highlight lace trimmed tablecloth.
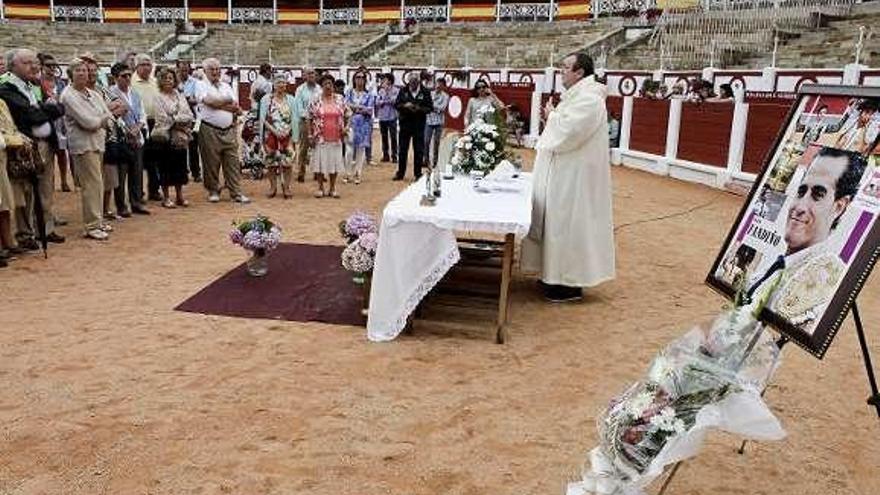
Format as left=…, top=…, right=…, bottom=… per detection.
left=367, top=174, right=533, bottom=342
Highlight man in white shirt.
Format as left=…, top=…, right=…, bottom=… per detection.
left=196, top=57, right=250, bottom=203
left=131, top=53, right=162, bottom=201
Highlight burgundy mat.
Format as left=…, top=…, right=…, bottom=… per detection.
left=175, top=243, right=365, bottom=327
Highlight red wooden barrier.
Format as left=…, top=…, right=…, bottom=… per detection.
left=742, top=101, right=793, bottom=174
left=606, top=95, right=623, bottom=120
left=629, top=98, right=669, bottom=156
left=677, top=102, right=735, bottom=168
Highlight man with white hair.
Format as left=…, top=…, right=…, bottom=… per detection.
left=195, top=58, right=250, bottom=203
left=131, top=53, right=162, bottom=201
left=0, top=48, right=67, bottom=249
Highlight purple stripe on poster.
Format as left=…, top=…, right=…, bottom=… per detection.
left=737, top=211, right=756, bottom=243
left=840, top=211, right=874, bottom=264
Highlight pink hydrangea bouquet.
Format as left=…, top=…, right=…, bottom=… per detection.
left=339, top=210, right=378, bottom=244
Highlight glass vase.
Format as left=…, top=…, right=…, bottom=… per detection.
left=246, top=248, right=269, bottom=277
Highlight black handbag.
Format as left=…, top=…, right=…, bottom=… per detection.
left=104, top=123, right=135, bottom=165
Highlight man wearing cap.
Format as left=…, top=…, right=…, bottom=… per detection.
left=195, top=57, right=250, bottom=203
left=0, top=48, right=66, bottom=248
left=131, top=53, right=162, bottom=201
left=109, top=62, right=150, bottom=216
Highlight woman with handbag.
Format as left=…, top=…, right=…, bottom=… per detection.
left=60, top=58, right=127, bottom=241
left=152, top=66, right=194, bottom=208
left=0, top=98, right=29, bottom=266
left=258, top=74, right=297, bottom=199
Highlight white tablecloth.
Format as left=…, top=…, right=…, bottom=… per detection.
left=367, top=174, right=533, bottom=342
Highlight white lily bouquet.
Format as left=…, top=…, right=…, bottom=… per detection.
left=567, top=295, right=787, bottom=495
left=450, top=106, right=510, bottom=175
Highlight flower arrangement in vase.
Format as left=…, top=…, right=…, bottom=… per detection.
left=450, top=106, right=513, bottom=175
left=229, top=214, right=282, bottom=277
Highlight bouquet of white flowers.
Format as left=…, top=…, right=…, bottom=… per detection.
left=450, top=106, right=510, bottom=175
left=567, top=294, right=787, bottom=495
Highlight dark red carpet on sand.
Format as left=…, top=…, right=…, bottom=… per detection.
left=175, top=243, right=365, bottom=326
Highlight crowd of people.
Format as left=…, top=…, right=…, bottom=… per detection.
left=638, top=77, right=735, bottom=102
left=0, top=48, right=518, bottom=267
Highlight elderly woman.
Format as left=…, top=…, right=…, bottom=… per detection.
left=464, top=80, right=504, bottom=127
left=344, top=71, right=375, bottom=185
left=258, top=74, right=297, bottom=199
left=0, top=97, right=27, bottom=266
left=60, top=58, right=125, bottom=240
left=152, top=66, right=194, bottom=208
left=308, top=74, right=349, bottom=198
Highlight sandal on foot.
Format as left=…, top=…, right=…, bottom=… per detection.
left=176, top=199, right=189, bottom=207
left=162, top=199, right=176, bottom=208
left=314, top=190, right=325, bottom=198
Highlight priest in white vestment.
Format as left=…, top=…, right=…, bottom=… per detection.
left=522, top=52, right=616, bottom=302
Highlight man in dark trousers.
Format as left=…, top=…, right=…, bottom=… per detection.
left=393, top=72, right=432, bottom=181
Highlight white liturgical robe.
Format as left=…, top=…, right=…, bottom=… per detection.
left=522, top=75, right=615, bottom=287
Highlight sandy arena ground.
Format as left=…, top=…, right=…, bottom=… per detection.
left=1, top=145, right=879, bottom=495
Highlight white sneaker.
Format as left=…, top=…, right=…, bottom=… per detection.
left=233, top=194, right=251, bottom=204
left=100, top=223, right=113, bottom=233
left=208, top=193, right=220, bottom=203
left=85, top=228, right=109, bottom=240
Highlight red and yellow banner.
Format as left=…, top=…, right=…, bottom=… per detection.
left=189, top=8, right=227, bottom=22
left=277, top=8, right=319, bottom=23
left=104, top=7, right=141, bottom=22
left=363, top=7, right=400, bottom=22
left=4, top=4, right=51, bottom=19
left=450, top=4, right=495, bottom=21
left=557, top=0, right=590, bottom=20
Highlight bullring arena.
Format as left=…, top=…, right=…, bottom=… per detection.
left=1, top=1, right=880, bottom=494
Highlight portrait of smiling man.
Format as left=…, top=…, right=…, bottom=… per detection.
left=747, top=146, right=868, bottom=333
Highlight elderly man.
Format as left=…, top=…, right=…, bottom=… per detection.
left=292, top=66, right=319, bottom=182
left=522, top=51, right=615, bottom=302
left=0, top=48, right=67, bottom=249
left=746, top=147, right=868, bottom=333
left=393, top=72, right=432, bottom=181
left=196, top=58, right=250, bottom=203
left=131, top=53, right=161, bottom=201
left=109, top=62, right=150, bottom=217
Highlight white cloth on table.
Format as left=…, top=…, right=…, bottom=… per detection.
left=367, top=174, right=532, bottom=342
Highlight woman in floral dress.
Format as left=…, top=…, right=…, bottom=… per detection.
left=258, top=74, right=297, bottom=198
left=344, top=71, right=375, bottom=185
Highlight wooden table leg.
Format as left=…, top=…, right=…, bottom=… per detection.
left=496, top=233, right=514, bottom=344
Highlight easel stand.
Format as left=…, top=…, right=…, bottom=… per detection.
left=658, top=301, right=879, bottom=495
left=852, top=302, right=880, bottom=417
